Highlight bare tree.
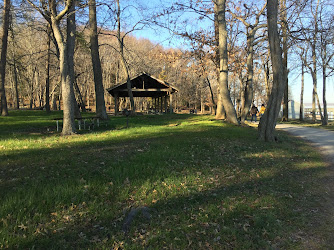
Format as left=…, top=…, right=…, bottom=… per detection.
left=45, top=24, right=51, bottom=112
left=27, top=0, right=76, bottom=135
left=89, top=0, right=108, bottom=119
left=298, top=47, right=306, bottom=121
left=258, top=0, right=286, bottom=141
left=116, top=0, right=135, bottom=114
left=228, top=2, right=267, bottom=124
left=281, top=0, right=289, bottom=122
left=319, top=4, right=334, bottom=125
left=0, top=0, right=10, bottom=116
left=215, top=0, right=238, bottom=124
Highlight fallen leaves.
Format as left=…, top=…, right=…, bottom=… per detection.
left=18, top=224, right=28, bottom=231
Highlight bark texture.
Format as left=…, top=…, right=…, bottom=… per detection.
left=67, top=2, right=81, bottom=119
left=281, top=0, right=289, bottom=122
left=89, top=0, right=108, bottom=119
left=0, top=0, right=10, bottom=116
left=258, top=0, right=285, bottom=141
left=45, top=25, right=51, bottom=112
left=216, top=0, right=238, bottom=124
left=49, top=0, right=76, bottom=135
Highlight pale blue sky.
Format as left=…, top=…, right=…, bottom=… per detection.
left=101, top=0, right=334, bottom=106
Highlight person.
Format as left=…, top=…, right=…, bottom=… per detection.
left=259, top=104, right=266, bottom=117
left=250, top=105, right=258, bottom=122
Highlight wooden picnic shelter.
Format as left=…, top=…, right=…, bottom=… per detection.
left=106, top=72, right=178, bottom=115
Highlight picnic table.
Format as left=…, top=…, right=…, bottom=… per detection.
left=53, top=116, right=106, bottom=131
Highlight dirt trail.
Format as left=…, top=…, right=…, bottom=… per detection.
left=276, top=124, right=334, bottom=248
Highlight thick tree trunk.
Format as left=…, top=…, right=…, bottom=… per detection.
left=258, top=0, right=285, bottom=142
left=89, top=0, right=108, bottom=119
left=0, top=0, right=10, bottom=116
left=213, top=2, right=220, bottom=69
left=51, top=15, right=76, bottom=135
left=214, top=1, right=223, bottom=119
left=216, top=90, right=225, bottom=119
left=216, top=0, right=238, bottom=124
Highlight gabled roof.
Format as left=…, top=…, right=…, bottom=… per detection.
left=106, top=72, right=178, bottom=98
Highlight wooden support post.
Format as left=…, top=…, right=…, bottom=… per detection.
left=114, top=93, right=119, bottom=116
left=164, top=95, right=168, bottom=113
left=160, top=96, right=163, bottom=113
left=169, top=93, right=173, bottom=113
left=154, top=98, right=157, bottom=113
left=78, top=120, right=81, bottom=130
left=56, top=120, right=59, bottom=132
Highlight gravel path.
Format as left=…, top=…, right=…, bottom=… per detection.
left=276, top=124, right=334, bottom=164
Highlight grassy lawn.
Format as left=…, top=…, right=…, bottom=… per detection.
left=0, top=111, right=331, bottom=248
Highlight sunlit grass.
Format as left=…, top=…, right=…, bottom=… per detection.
left=0, top=111, right=331, bottom=248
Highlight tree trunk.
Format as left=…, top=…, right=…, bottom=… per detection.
left=74, top=76, right=86, bottom=112
left=45, top=25, right=51, bottom=112
left=29, top=67, right=36, bottom=109
left=258, top=0, right=285, bottom=142
left=116, top=0, right=135, bottom=114
left=240, top=32, right=255, bottom=123
left=67, top=2, right=81, bottom=119
left=206, top=77, right=216, bottom=114
left=322, top=65, right=328, bottom=125
left=89, top=0, right=108, bottom=119
left=299, top=62, right=304, bottom=121
left=216, top=0, right=238, bottom=124
left=320, top=32, right=328, bottom=126
left=311, top=42, right=324, bottom=123
left=50, top=7, right=76, bottom=134
left=9, top=23, right=19, bottom=110
left=0, top=0, right=10, bottom=116
left=263, top=56, right=271, bottom=102
left=12, top=56, right=19, bottom=109
left=281, top=0, right=288, bottom=122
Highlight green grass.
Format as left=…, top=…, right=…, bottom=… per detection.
left=0, top=111, right=331, bottom=248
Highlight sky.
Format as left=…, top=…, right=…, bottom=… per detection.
left=290, top=73, right=334, bottom=106
left=101, top=0, right=334, bottom=106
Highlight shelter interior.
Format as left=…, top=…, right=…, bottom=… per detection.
left=107, top=72, right=178, bottom=114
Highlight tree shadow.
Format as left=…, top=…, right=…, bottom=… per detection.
left=0, top=117, right=331, bottom=248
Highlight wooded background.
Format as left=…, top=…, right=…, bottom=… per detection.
left=0, top=0, right=333, bottom=137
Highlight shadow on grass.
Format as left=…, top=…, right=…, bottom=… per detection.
left=10, top=163, right=329, bottom=249
left=0, top=114, right=331, bottom=248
